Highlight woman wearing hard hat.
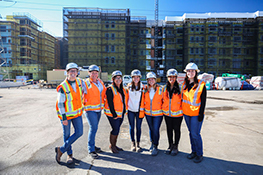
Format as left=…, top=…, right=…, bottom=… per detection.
left=83, top=65, right=106, bottom=159
left=144, top=72, right=163, bottom=156
left=55, top=62, right=86, bottom=164
left=104, top=70, right=128, bottom=153
left=181, top=63, right=207, bottom=163
left=162, top=69, right=183, bottom=156
left=127, top=69, right=145, bottom=152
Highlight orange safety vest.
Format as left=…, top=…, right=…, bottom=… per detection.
left=83, top=78, right=106, bottom=111
left=181, top=80, right=205, bottom=116
left=104, top=85, right=128, bottom=118
left=127, top=83, right=145, bottom=118
left=56, top=78, right=83, bottom=120
left=144, top=85, right=163, bottom=116
left=162, top=85, right=183, bottom=117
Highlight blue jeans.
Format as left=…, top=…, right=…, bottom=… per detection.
left=60, top=116, right=83, bottom=155
left=85, top=111, right=101, bottom=153
left=184, top=114, right=203, bottom=156
left=128, top=111, right=143, bottom=142
left=107, top=116, right=124, bottom=135
left=145, top=115, right=163, bottom=146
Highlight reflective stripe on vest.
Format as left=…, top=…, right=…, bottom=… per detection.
left=57, top=78, right=83, bottom=119
left=182, top=80, right=203, bottom=107
left=162, top=85, right=183, bottom=117
left=84, top=78, right=105, bottom=111
left=104, top=85, right=128, bottom=118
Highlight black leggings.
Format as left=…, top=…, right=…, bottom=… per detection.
left=164, top=116, right=183, bottom=147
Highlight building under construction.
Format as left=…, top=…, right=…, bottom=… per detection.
left=0, top=13, right=59, bottom=80
left=150, top=11, right=263, bottom=80
left=63, top=7, right=146, bottom=77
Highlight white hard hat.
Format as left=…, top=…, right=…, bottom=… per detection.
left=88, top=64, right=100, bottom=72
left=184, top=62, right=200, bottom=73
left=166, top=69, right=178, bottom=77
left=66, top=62, right=79, bottom=71
left=131, top=69, right=142, bottom=77
left=146, top=72, right=156, bottom=79
left=112, top=70, right=122, bottom=78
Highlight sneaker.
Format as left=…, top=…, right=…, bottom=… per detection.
left=149, top=143, right=154, bottom=152
left=95, top=146, right=102, bottom=153
left=89, top=151, right=99, bottom=159
left=66, top=155, right=74, bottom=164
left=193, top=155, right=203, bottom=163
left=187, top=152, right=197, bottom=159
left=151, top=146, right=159, bottom=156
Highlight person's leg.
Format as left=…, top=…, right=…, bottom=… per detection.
left=174, top=117, right=183, bottom=145
left=184, top=115, right=196, bottom=155
left=145, top=115, right=154, bottom=143
left=190, top=115, right=203, bottom=156
left=85, top=111, right=99, bottom=153
left=115, top=117, right=124, bottom=151
left=127, top=111, right=135, bottom=142
left=171, top=117, right=183, bottom=156
left=152, top=116, right=163, bottom=147
left=60, top=116, right=83, bottom=155
left=164, top=116, right=173, bottom=149
left=135, top=112, right=143, bottom=143
left=60, top=119, right=71, bottom=155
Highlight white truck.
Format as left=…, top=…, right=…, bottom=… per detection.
left=123, top=75, right=132, bottom=87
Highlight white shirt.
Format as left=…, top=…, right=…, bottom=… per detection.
left=128, top=84, right=143, bottom=112
left=149, top=87, right=155, bottom=100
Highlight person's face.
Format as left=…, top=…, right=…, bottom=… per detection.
left=67, top=68, right=78, bottom=80
left=147, top=78, right=156, bottom=86
left=89, top=71, right=99, bottom=80
left=168, top=76, right=177, bottom=85
left=132, top=76, right=140, bottom=84
left=114, top=76, right=122, bottom=86
left=186, top=69, right=196, bottom=79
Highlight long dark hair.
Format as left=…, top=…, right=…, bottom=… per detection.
left=112, top=76, right=124, bottom=92
left=166, top=80, right=180, bottom=97
left=184, top=70, right=199, bottom=90
left=131, top=80, right=141, bottom=91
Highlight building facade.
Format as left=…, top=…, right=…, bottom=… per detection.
left=0, top=13, right=58, bottom=80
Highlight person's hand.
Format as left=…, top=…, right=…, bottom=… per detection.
left=62, top=120, right=68, bottom=125
left=113, top=115, right=118, bottom=119
left=198, top=114, right=204, bottom=122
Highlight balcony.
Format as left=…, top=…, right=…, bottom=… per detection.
left=18, top=35, right=35, bottom=40
left=146, top=44, right=151, bottom=49
left=146, top=55, right=151, bottom=60
left=146, top=66, right=151, bottom=70
left=146, top=34, right=151, bottom=38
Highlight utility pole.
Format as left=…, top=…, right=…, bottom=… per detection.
left=154, top=0, right=159, bottom=78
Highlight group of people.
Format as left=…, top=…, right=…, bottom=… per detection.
left=55, top=62, right=206, bottom=165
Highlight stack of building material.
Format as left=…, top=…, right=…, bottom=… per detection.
left=198, top=73, right=214, bottom=83
left=250, top=76, right=263, bottom=90
left=214, top=77, right=241, bottom=90
left=177, top=73, right=186, bottom=85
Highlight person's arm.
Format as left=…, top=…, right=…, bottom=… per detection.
left=106, top=87, right=118, bottom=118
left=57, top=87, right=68, bottom=125
left=198, top=86, right=207, bottom=122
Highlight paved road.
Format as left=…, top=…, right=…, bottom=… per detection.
left=0, top=88, right=263, bottom=174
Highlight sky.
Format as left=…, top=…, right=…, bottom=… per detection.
left=0, top=0, right=263, bottom=37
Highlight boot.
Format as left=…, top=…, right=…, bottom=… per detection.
left=109, top=134, right=118, bottom=153
left=55, top=147, right=63, bottom=164
left=136, top=142, right=142, bottom=152
left=171, top=144, right=178, bottom=156
left=131, top=141, right=136, bottom=152
left=164, top=145, right=172, bottom=155
left=115, top=135, right=123, bottom=151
